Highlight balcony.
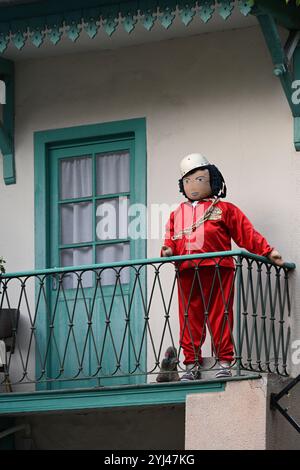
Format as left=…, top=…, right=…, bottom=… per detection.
left=0, top=250, right=295, bottom=414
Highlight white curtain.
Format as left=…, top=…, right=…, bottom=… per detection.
left=60, top=156, right=92, bottom=199
left=96, top=196, right=128, bottom=241
left=61, top=247, right=93, bottom=289
left=60, top=157, right=93, bottom=288
left=96, top=243, right=130, bottom=285
left=59, top=152, right=130, bottom=288
left=96, top=152, right=130, bottom=195
left=61, top=202, right=92, bottom=244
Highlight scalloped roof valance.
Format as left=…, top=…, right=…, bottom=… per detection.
left=0, top=0, right=254, bottom=53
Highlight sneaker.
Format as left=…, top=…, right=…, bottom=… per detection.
left=156, top=346, right=180, bottom=383
left=180, top=364, right=201, bottom=382
left=215, top=361, right=232, bottom=378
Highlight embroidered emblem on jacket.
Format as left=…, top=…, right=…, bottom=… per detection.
left=208, top=207, right=222, bottom=220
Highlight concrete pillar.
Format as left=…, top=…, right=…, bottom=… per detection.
left=185, top=375, right=300, bottom=450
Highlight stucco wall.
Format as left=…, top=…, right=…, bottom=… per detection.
left=185, top=375, right=300, bottom=450
left=14, top=404, right=185, bottom=450
left=0, top=24, right=299, bottom=384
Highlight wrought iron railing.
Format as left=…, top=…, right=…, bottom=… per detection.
left=0, top=250, right=295, bottom=392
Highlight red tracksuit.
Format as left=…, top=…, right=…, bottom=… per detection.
left=163, top=200, right=273, bottom=365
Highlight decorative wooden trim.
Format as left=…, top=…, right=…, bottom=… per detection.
left=256, top=13, right=300, bottom=151
left=0, top=1, right=254, bottom=53
left=0, top=380, right=228, bottom=415
left=0, top=57, right=15, bottom=185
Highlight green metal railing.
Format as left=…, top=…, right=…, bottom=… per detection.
left=0, top=250, right=295, bottom=391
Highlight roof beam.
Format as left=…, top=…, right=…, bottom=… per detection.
left=255, top=0, right=300, bottom=31
left=293, top=46, right=300, bottom=151
left=256, top=13, right=299, bottom=117
left=255, top=11, right=300, bottom=151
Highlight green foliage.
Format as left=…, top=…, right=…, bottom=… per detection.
left=0, top=257, right=6, bottom=274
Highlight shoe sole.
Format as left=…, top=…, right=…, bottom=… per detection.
left=180, top=374, right=201, bottom=382
left=215, top=372, right=232, bottom=378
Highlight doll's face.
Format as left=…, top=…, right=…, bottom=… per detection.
left=182, top=168, right=212, bottom=200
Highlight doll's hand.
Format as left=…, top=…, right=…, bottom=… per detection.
left=267, top=249, right=284, bottom=267
left=161, top=246, right=173, bottom=257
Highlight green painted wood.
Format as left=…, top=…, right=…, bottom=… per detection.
left=0, top=123, right=12, bottom=155
left=34, top=118, right=146, bottom=270
left=34, top=118, right=147, bottom=391
left=256, top=13, right=299, bottom=118
left=256, top=11, right=300, bottom=150
left=49, top=140, right=135, bottom=389
left=0, top=381, right=228, bottom=415
left=255, top=0, right=300, bottom=31
left=294, top=46, right=300, bottom=151
left=0, top=0, right=254, bottom=52
left=0, top=374, right=263, bottom=415
left=0, top=57, right=15, bottom=185
left=294, top=117, right=300, bottom=152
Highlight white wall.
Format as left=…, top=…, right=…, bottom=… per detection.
left=186, top=375, right=300, bottom=450
left=0, top=24, right=299, bottom=384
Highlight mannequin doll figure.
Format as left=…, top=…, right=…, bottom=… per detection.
left=161, top=153, right=284, bottom=381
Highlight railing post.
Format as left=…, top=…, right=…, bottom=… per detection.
left=235, top=255, right=242, bottom=377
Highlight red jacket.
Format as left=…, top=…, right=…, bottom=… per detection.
left=163, top=200, right=273, bottom=268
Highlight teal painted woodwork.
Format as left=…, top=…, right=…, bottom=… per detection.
left=1, top=0, right=299, bottom=56
left=218, top=0, right=234, bottom=20
left=0, top=380, right=229, bottom=415
left=48, top=140, right=138, bottom=389
left=0, top=57, right=15, bottom=185
left=0, top=1, right=254, bottom=53
left=255, top=0, right=300, bottom=31
left=256, top=13, right=300, bottom=150
left=257, top=14, right=297, bottom=111
left=294, top=47, right=300, bottom=151
left=34, top=118, right=147, bottom=391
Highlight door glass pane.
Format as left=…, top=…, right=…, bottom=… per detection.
left=96, top=197, right=128, bottom=241
left=61, top=247, right=93, bottom=288
left=96, top=243, right=130, bottom=285
left=61, top=202, right=93, bottom=244
left=60, top=156, right=92, bottom=200
left=96, top=151, right=130, bottom=195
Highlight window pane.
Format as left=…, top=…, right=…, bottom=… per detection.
left=96, top=151, right=130, bottom=195
left=96, top=243, right=130, bottom=285
left=61, top=202, right=93, bottom=245
left=60, top=156, right=92, bottom=200
left=96, top=197, right=128, bottom=241
left=60, top=247, right=93, bottom=288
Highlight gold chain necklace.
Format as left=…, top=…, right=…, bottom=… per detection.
left=172, top=198, right=220, bottom=241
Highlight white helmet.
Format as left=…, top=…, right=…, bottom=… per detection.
left=180, top=153, right=211, bottom=178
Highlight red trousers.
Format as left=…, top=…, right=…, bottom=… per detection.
left=177, top=266, right=235, bottom=364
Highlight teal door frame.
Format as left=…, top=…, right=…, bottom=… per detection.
left=34, top=117, right=147, bottom=389
left=34, top=118, right=147, bottom=270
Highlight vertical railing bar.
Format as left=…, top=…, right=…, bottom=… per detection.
left=135, top=265, right=160, bottom=373
left=120, top=266, right=146, bottom=372
left=235, top=255, right=243, bottom=376
left=239, top=262, right=251, bottom=370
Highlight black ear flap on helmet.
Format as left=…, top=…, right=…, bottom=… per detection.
left=209, top=165, right=227, bottom=198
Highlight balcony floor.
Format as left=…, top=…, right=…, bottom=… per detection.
left=0, top=374, right=261, bottom=415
